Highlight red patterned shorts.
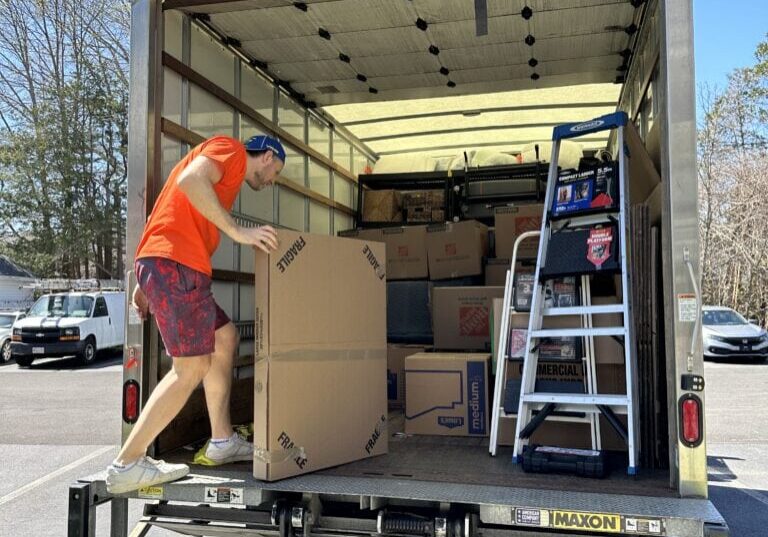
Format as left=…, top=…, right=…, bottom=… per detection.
left=136, top=257, right=230, bottom=357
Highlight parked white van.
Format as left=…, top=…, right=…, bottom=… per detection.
left=12, top=291, right=125, bottom=367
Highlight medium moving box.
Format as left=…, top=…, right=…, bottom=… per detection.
left=253, top=230, right=387, bottom=480
left=425, top=221, right=488, bottom=280
left=405, top=353, right=490, bottom=436
left=363, top=189, right=402, bottom=222
left=433, top=286, right=504, bottom=351
left=494, top=204, right=543, bottom=259
left=387, top=344, right=429, bottom=409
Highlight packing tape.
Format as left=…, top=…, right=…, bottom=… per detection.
left=254, top=445, right=306, bottom=464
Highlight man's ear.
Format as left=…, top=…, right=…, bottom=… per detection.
left=263, top=151, right=274, bottom=165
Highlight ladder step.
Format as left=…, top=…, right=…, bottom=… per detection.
left=498, top=408, right=590, bottom=423
left=549, top=210, right=619, bottom=227
left=542, top=304, right=624, bottom=316
left=522, top=393, right=628, bottom=406
left=531, top=327, right=625, bottom=338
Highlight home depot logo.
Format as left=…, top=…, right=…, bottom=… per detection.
left=397, top=245, right=409, bottom=257
left=362, top=244, right=386, bottom=280
left=444, top=243, right=457, bottom=256
left=459, top=306, right=489, bottom=336
left=276, top=236, right=306, bottom=273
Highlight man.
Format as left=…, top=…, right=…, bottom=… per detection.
left=106, top=134, right=284, bottom=494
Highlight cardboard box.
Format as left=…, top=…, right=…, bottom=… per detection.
left=337, top=228, right=384, bottom=241
left=363, top=189, right=402, bottom=222
left=592, top=295, right=625, bottom=364
left=425, top=220, right=489, bottom=280
left=433, top=286, right=504, bottom=351
left=380, top=226, right=428, bottom=279
left=387, top=280, right=432, bottom=343
left=387, top=344, right=429, bottom=409
left=485, top=258, right=535, bottom=286
left=253, top=230, right=387, bottom=480
left=405, top=353, right=490, bottom=436
left=494, top=204, right=543, bottom=259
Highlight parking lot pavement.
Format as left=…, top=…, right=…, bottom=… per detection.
left=1, top=355, right=766, bottom=535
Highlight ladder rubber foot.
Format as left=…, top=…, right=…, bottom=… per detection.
left=627, top=466, right=637, bottom=476
left=512, top=455, right=520, bottom=464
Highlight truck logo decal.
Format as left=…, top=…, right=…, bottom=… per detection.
left=551, top=511, right=620, bottom=532
left=276, top=236, right=307, bottom=273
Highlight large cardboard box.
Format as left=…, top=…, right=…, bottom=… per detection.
left=592, top=295, right=625, bottom=364
left=425, top=220, right=489, bottom=280
left=494, top=204, right=543, bottom=259
left=387, top=344, right=429, bottom=409
left=405, top=353, right=490, bottom=436
left=433, top=286, right=504, bottom=351
left=363, top=189, right=402, bottom=222
left=253, top=231, right=388, bottom=481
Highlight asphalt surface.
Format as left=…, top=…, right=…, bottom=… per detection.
left=0, top=355, right=766, bottom=536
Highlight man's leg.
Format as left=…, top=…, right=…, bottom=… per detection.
left=203, top=321, right=239, bottom=439
left=115, top=355, right=211, bottom=464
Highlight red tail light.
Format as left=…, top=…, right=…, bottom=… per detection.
left=123, top=380, right=140, bottom=424
left=679, top=394, right=703, bottom=447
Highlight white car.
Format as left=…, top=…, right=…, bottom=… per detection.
left=702, top=306, right=768, bottom=362
left=11, top=291, right=125, bottom=367
left=0, top=311, right=26, bottom=364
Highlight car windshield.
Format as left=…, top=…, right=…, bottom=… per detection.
left=0, top=314, right=15, bottom=328
left=703, top=309, right=748, bottom=326
left=27, top=295, right=94, bottom=318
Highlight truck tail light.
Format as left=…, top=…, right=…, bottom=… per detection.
left=123, top=380, right=140, bottom=424
left=679, top=394, right=703, bottom=447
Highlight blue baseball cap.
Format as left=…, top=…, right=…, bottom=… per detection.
left=244, top=135, right=286, bottom=163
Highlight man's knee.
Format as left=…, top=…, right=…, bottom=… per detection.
left=215, top=322, right=239, bottom=353
left=173, top=355, right=211, bottom=385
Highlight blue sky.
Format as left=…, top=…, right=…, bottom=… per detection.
left=694, top=0, right=767, bottom=91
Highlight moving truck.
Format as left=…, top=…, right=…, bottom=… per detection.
left=68, top=0, right=729, bottom=535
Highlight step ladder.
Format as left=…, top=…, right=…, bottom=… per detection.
left=511, top=112, right=639, bottom=474
left=488, top=234, right=604, bottom=456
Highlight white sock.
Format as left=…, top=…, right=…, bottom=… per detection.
left=111, top=459, right=137, bottom=472
left=210, top=433, right=236, bottom=447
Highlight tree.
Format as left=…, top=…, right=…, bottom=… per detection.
left=0, top=0, right=129, bottom=278
left=698, top=35, right=768, bottom=323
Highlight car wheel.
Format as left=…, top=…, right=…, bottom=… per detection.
left=78, top=337, right=97, bottom=366
left=1, top=340, right=12, bottom=364
left=15, top=355, right=34, bottom=367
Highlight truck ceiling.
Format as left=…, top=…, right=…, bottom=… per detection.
left=164, top=0, right=645, bottom=155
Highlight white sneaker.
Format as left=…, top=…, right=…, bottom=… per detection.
left=106, top=456, right=189, bottom=494
left=203, top=433, right=253, bottom=465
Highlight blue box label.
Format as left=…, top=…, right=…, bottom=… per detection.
left=467, top=361, right=487, bottom=435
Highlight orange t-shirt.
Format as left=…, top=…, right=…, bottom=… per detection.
left=135, top=136, right=246, bottom=275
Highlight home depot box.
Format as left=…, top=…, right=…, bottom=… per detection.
left=405, top=353, right=490, bottom=436
left=387, top=344, right=429, bottom=409
left=253, top=230, right=388, bottom=481
left=380, top=226, right=428, bottom=279
left=363, top=189, right=402, bottom=222
left=425, top=220, right=489, bottom=280
left=494, top=204, right=543, bottom=259
left=433, top=286, right=504, bottom=351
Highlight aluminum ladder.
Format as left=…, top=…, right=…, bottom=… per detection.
left=511, top=111, right=640, bottom=474
left=488, top=231, right=602, bottom=456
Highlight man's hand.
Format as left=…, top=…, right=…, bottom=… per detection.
left=132, top=286, right=149, bottom=321
left=231, top=224, right=279, bottom=253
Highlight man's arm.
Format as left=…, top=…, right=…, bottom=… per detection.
left=177, top=155, right=278, bottom=252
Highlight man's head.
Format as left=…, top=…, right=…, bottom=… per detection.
left=243, top=135, right=286, bottom=190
